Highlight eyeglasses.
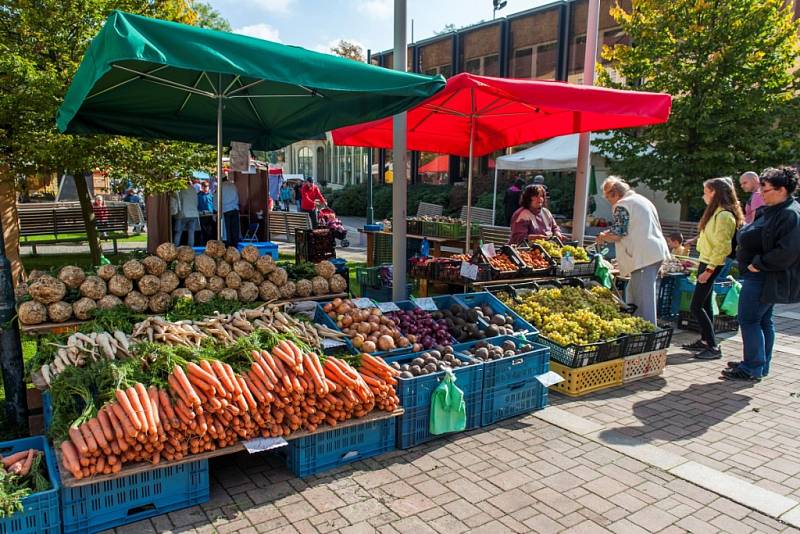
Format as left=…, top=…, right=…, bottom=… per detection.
left=761, top=186, right=777, bottom=194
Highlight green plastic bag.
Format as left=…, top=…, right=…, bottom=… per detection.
left=594, top=256, right=614, bottom=289
left=720, top=277, right=741, bottom=317
left=429, top=370, right=466, bottom=435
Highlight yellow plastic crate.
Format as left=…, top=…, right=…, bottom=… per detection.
left=550, top=359, right=623, bottom=397
left=622, top=349, right=667, bottom=383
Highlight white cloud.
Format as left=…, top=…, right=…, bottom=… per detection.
left=246, top=0, right=294, bottom=14
left=358, top=0, right=392, bottom=19
left=234, top=23, right=282, bottom=43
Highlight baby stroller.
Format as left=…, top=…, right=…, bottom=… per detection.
left=317, top=206, right=349, bottom=248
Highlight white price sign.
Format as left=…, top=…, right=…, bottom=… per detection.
left=242, top=436, right=287, bottom=453
left=351, top=298, right=375, bottom=309
left=415, top=297, right=437, bottom=311
left=460, top=261, right=479, bottom=281
left=321, top=338, right=346, bottom=349
left=377, top=301, right=400, bottom=313
left=535, top=371, right=565, bottom=387
left=481, top=243, right=496, bottom=258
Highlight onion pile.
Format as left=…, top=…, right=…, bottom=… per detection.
left=322, top=298, right=411, bottom=353
left=385, top=308, right=453, bottom=350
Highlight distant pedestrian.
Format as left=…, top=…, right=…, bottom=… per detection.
left=197, top=181, right=215, bottom=242
left=503, top=178, right=524, bottom=227
left=92, top=195, right=109, bottom=232
left=171, top=181, right=200, bottom=247
left=221, top=177, right=240, bottom=247
left=300, top=177, right=326, bottom=228
left=723, top=167, right=800, bottom=381
left=294, top=182, right=302, bottom=211
left=682, top=177, right=744, bottom=360
left=740, top=171, right=765, bottom=225
left=280, top=182, right=293, bottom=211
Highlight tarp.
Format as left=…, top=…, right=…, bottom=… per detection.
left=419, top=155, right=449, bottom=173
left=496, top=134, right=597, bottom=171
left=57, top=11, right=446, bottom=151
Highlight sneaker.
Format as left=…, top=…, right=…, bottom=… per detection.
left=695, top=346, right=722, bottom=360
left=727, top=361, right=743, bottom=369
left=681, top=339, right=708, bottom=351
left=721, top=368, right=760, bottom=382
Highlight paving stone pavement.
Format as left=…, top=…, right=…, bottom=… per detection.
left=105, top=414, right=799, bottom=533
left=552, top=302, right=800, bottom=501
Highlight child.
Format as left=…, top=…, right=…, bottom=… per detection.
left=667, top=232, right=689, bottom=257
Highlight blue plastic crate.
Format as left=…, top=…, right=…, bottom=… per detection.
left=364, top=223, right=383, bottom=232
left=330, top=257, right=348, bottom=274
left=454, top=292, right=538, bottom=339
left=481, top=380, right=548, bottom=427
left=61, top=460, right=209, bottom=534
left=237, top=241, right=279, bottom=260
left=42, top=391, right=52, bottom=431
left=286, top=417, right=396, bottom=477
left=452, top=336, right=550, bottom=390
left=0, top=436, right=60, bottom=534
left=382, top=352, right=483, bottom=449
left=363, top=284, right=412, bottom=302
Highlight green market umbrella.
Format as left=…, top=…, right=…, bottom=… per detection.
left=58, top=10, right=445, bottom=235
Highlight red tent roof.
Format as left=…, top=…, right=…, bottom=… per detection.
left=419, top=155, right=449, bottom=173
left=332, top=73, right=671, bottom=157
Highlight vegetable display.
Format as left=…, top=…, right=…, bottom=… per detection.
left=322, top=299, right=411, bottom=353
left=0, top=449, right=50, bottom=518
left=514, top=248, right=551, bottom=270
left=388, top=346, right=473, bottom=378
left=533, top=240, right=590, bottom=262
left=385, top=308, right=453, bottom=350
left=460, top=339, right=535, bottom=362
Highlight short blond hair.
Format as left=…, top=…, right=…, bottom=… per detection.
left=602, top=176, right=630, bottom=197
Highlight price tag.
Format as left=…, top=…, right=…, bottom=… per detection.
left=415, top=297, right=438, bottom=311
left=535, top=371, right=565, bottom=387
left=242, top=436, right=288, bottom=454
left=321, top=338, right=346, bottom=349
left=377, top=301, right=400, bottom=313
left=460, top=261, right=479, bottom=281
left=481, top=243, right=496, bottom=258
left=351, top=298, right=375, bottom=309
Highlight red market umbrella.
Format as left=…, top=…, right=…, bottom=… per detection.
left=419, top=155, right=450, bottom=173
left=333, top=73, right=671, bottom=246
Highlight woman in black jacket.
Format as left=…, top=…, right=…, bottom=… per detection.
left=722, top=166, right=800, bottom=381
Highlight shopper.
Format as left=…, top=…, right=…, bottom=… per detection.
left=508, top=185, right=563, bottom=245
left=667, top=232, right=689, bottom=257
left=280, top=182, right=293, bottom=211
left=294, top=182, right=302, bottom=211
left=740, top=171, right=765, bottom=225
left=596, top=177, right=670, bottom=324
left=197, top=181, right=215, bottom=242
left=221, top=176, right=241, bottom=247
left=681, top=177, right=744, bottom=360
left=92, top=195, right=109, bottom=227
left=300, top=177, right=326, bottom=228
left=503, top=178, right=524, bottom=227
left=171, top=182, right=201, bottom=247
left=723, top=167, right=800, bottom=381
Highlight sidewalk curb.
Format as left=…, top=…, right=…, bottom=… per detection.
left=533, top=406, right=800, bottom=528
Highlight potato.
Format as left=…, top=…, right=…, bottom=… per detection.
left=97, top=295, right=123, bottom=310
left=194, top=289, right=215, bottom=304
left=28, top=275, right=66, bottom=305
left=194, top=254, right=216, bottom=277
left=18, top=301, right=47, bottom=325
left=255, top=255, right=276, bottom=275
left=174, top=261, right=192, bottom=279
left=233, top=260, right=255, bottom=280
left=47, top=301, right=73, bottom=323
left=176, top=245, right=195, bottom=263
left=208, top=275, right=225, bottom=293
left=58, top=266, right=86, bottom=289
left=108, top=274, right=133, bottom=297
left=224, top=247, right=241, bottom=264
left=148, top=292, right=172, bottom=313
left=225, top=271, right=242, bottom=289
left=138, top=274, right=161, bottom=296
left=72, top=297, right=97, bottom=320
left=124, top=291, right=148, bottom=313
left=240, top=245, right=260, bottom=264
left=295, top=279, right=313, bottom=297
left=159, top=271, right=180, bottom=293
left=215, top=259, right=232, bottom=277
left=122, top=259, right=145, bottom=280
left=156, top=242, right=178, bottom=262
left=79, top=275, right=107, bottom=300
left=329, top=274, right=347, bottom=294
left=142, top=255, right=167, bottom=276
left=28, top=270, right=47, bottom=281
left=205, top=240, right=226, bottom=258
left=97, top=264, right=117, bottom=281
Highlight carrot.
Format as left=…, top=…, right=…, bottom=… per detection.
left=272, top=356, right=293, bottom=392
left=147, top=387, right=162, bottom=431
left=125, top=387, right=147, bottom=435
left=115, top=389, right=142, bottom=431
left=1, top=451, right=28, bottom=468
left=134, top=383, right=156, bottom=436
left=187, top=373, right=216, bottom=397
left=61, top=441, right=83, bottom=478
left=272, top=344, right=296, bottom=370
left=258, top=352, right=280, bottom=383
left=211, top=360, right=235, bottom=395
left=97, top=408, right=116, bottom=443
left=95, top=455, right=106, bottom=474
left=187, top=362, right=224, bottom=392
left=303, top=353, right=326, bottom=394
left=246, top=370, right=268, bottom=400
left=168, top=374, right=192, bottom=407
left=158, top=389, right=179, bottom=428
left=87, top=418, right=109, bottom=450
left=173, top=366, right=202, bottom=407
left=238, top=376, right=259, bottom=412
left=111, top=403, right=136, bottom=439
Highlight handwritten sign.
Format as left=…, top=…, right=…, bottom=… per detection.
left=535, top=371, right=565, bottom=387
left=415, top=297, right=437, bottom=311
left=481, top=243, right=496, bottom=258
left=460, top=261, right=479, bottom=281
left=377, top=301, right=400, bottom=313
left=351, top=298, right=375, bottom=309
left=321, top=338, right=346, bottom=349
left=242, top=436, right=287, bottom=454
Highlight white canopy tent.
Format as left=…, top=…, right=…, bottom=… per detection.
left=491, top=134, right=601, bottom=225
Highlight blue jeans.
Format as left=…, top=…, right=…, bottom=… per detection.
left=173, top=217, right=199, bottom=247
left=737, top=271, right=774, bottom=378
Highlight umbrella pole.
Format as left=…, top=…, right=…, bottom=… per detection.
left=464, top=88, right=476, bottom=253
left=216, top=93, right=224, bottom=241
left=492, top=167, right=498, bottom=226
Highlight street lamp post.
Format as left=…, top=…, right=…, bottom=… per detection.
left=366, top=49, right=375, bottom=225
left=492, top=0, right=507, bottom=20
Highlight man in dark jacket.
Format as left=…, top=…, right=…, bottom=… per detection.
left=503, top=178, right=525, bottom=227
left=723, top=166, right=800, bottom=381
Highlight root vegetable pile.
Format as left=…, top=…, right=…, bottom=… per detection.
left=34, top=331, right=131, bottom=387
left=322, top=298, right=411, bottom=353
left=384, top=308, right=452, bottom=350
left=0, top=449, right=50, bottom=518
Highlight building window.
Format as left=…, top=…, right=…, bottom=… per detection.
left=513, top=48, right=533, bottom=78
left=483, top=54, right=499, bottom=77
left=465, top=57, right=481, bottom=74
left=424, top=64, right=453, bottom=78
left=512, top=42, right=557, bottom=80
left=297, top=147, right=313, bottom=178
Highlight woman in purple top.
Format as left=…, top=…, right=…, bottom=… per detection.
left=508, top=185, right=563, bottom=244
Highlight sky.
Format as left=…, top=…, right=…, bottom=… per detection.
left=209, top=0, right=554, bottom=56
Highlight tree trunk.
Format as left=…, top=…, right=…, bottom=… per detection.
left=0, top=165, right=23, bottom=284
left=74, top=172, right=102, bottom=265
left=680, top=196, right=691, bottom=221
left=0, top=209, right=26, bottom=427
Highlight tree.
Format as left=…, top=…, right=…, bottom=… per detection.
left=191, top=0, right=231, bottom=31
left=330, top=40, right=365, bottom=62
left=434, top=23, right=456, bottom=35
left=595, top=0, right=800, bottom=218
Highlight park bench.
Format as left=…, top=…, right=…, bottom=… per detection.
left=416, top=202, right=444, bottom=217
left=18, top=204, right=129, bottom=254
left=478, top=224, right=512, bottom=246
left=268, top=211, right=312, bottom=242
left=459, top=205, right=495, bottom=225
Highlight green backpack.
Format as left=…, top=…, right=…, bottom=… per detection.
left=429, top=371, right=466, bottom=435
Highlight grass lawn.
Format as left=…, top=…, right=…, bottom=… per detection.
left=22, top=252, right=133, bottom=272
left=21, top=232, right=147, bottom=244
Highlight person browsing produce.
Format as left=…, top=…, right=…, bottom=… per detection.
left=508, top=185, right=562, bottom=245
left=300, top=177, right=326, bottom=227
left=740, top=171, right=765, bottom=225
left=723, top=167, right=800, bottom=381
left=596, top=177, right=670, bottom=324
left=681, top=177, right=744, bottom=360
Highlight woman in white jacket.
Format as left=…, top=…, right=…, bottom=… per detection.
left=596, top=177, right=670, bottom=324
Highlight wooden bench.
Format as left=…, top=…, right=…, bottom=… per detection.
left=660, top=220, right=699, bottom=242
left=268, top=211, right=312, bottom=242
left=459, top=206, right=495, bottom=225
left=18, top=204, right=129, bottom=254
left=416, top=202, right=444, bottom=217
left=478, top=225, right=512, bottom=246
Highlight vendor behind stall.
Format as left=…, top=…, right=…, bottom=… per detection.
left=508, top=185, right=563, bottom=245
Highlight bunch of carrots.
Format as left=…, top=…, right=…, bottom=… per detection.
left=59, top=340, right=399, bottom=480
left=1, top=449, right=41, bottom=478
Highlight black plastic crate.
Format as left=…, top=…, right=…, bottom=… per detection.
left=658, top=274, right=687, bottom=321
left=556, top=256, right=597, bottom=277
left=620, top=327, right=674, bottom=358
left=537, top=334, right=624, bottom=368
left=295, top=229, right=335, bottom=263
left=678, top=311, right=739, bottom=334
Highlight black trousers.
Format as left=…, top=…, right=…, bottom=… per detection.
left=223, top=209, right=240, bottom=247
left=302, top=207, right=318, bottom=228
left=690, top=262, right=723, bottom=347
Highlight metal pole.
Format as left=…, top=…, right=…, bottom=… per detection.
left=366, top=50, right=375, bottom=225
left=216, top=88, right=224, bottom=240
left=0, top=214, right=25, bottom=426
left=392, top=0, right=408, bottom=301
left=571, top=0, right=600, bottom=244
left=464, top=88, right=476, bottom=252
left=492, top=167, right=499, bottom=225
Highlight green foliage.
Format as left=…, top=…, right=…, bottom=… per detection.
left=596, top=0, right=800, bottom=216
left=328, top=183, right=453, bottom=219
